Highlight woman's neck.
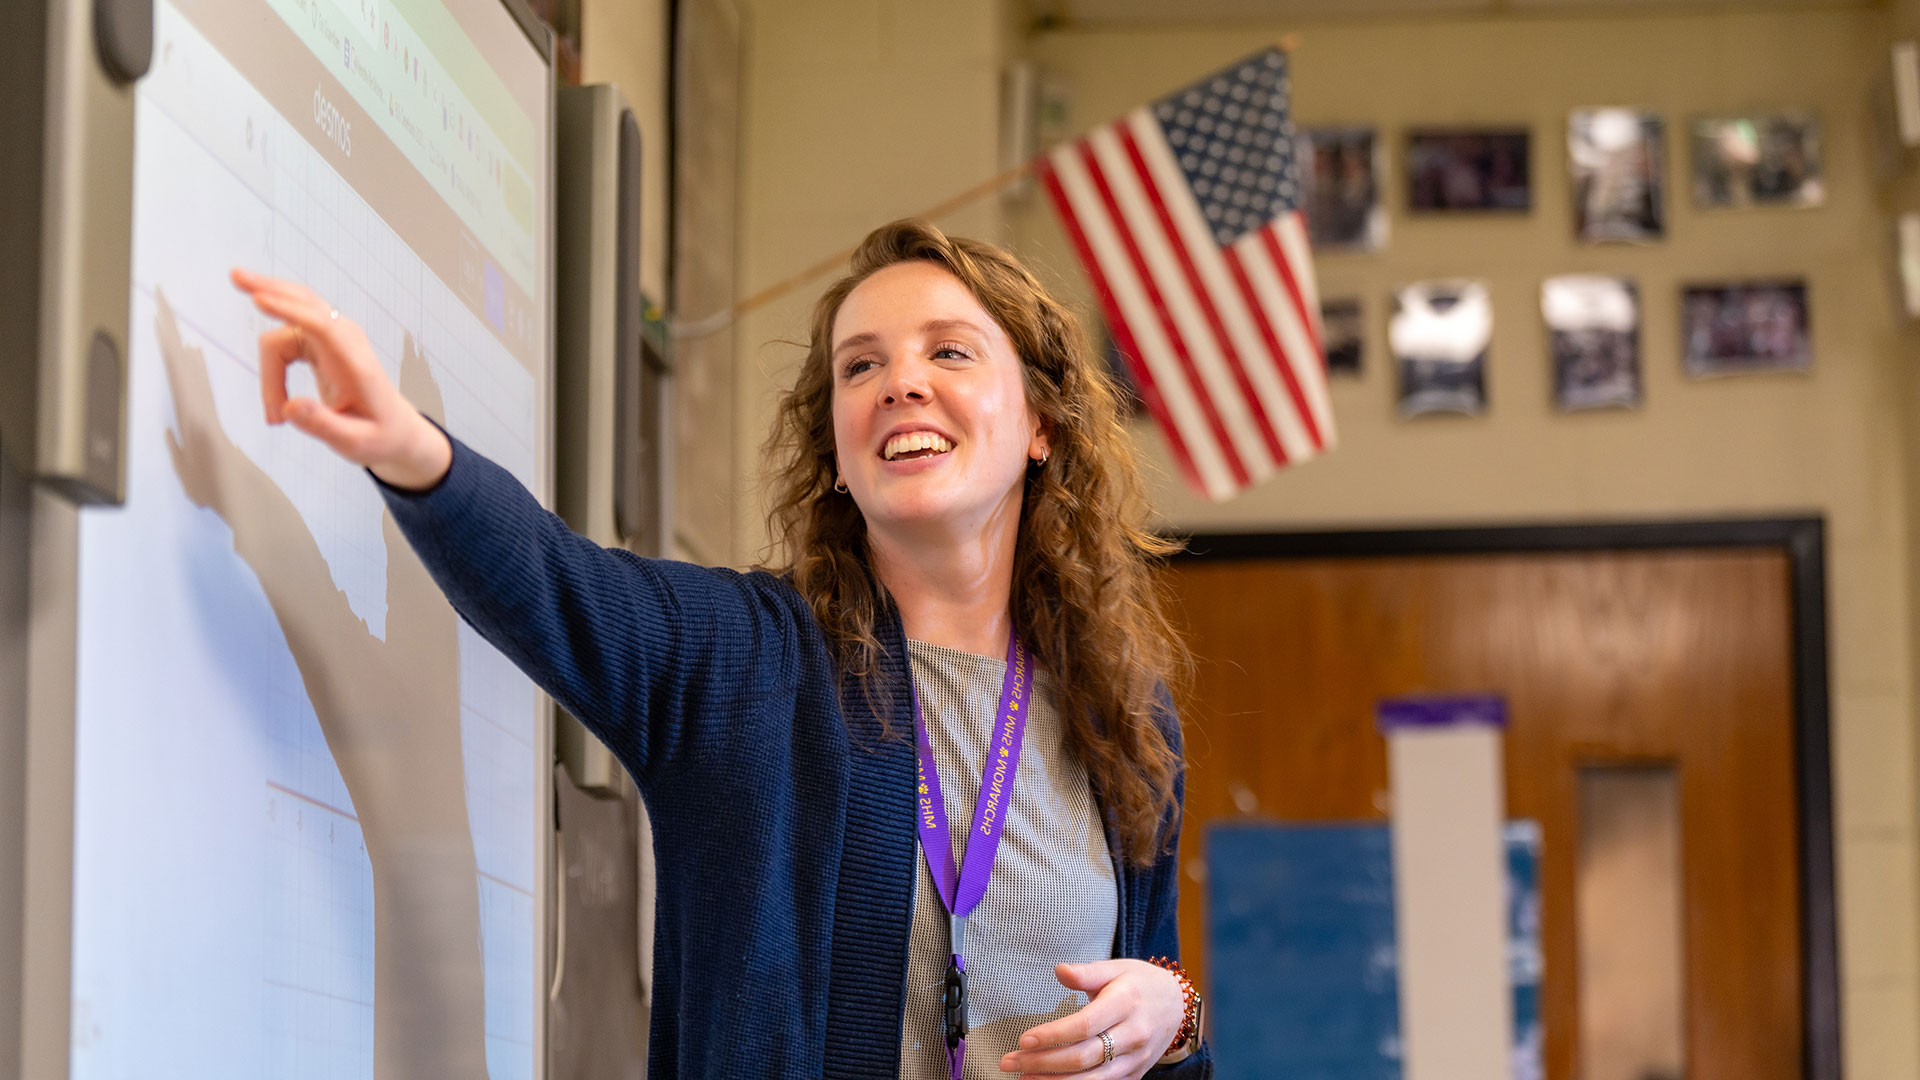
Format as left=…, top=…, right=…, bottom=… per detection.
left=868, top=508, right=1020, bottom=660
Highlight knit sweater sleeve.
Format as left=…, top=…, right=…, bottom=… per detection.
left=374, top=433, right=797, bottom=783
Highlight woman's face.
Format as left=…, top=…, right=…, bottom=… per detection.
left=829, top=261, right=1047, bottom=540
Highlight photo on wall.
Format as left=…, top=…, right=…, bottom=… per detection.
left=1692, top=112, right=1825, bottom=209
left=1542, top=275, right=1642, bottom=410
left=1391, top=279, right=1492, bottom=417
left=1569, top=108, right=1665, bottom=243
left=1300, top=127, right=1387, bottom=252
left=1321, top=298, right=1364, bottom=375
left=1406, top=129, right=1531, bottom=213
left=1681, top=280, right=1811, bottom=376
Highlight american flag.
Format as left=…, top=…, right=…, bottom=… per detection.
left=1038, top=47, right=1335, bottom=501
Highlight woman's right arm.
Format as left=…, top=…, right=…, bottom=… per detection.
left=229, top=269, right=792, bottom=780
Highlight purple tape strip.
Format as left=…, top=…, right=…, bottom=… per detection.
left=1376, top=695, right=1508, bottom=732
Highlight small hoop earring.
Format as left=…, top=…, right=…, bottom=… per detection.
left=833, top=476, right=848, bottom=494
left=1032, top=452, right=1050, bottom=467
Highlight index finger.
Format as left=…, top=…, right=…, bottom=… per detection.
left=247, top=288, right=352, bottom=359
left=231, top=267, right=325, bottom=309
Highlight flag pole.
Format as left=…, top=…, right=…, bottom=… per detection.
left=669, top=34, right=1303, bottom=340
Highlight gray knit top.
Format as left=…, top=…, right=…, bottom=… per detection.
left=898, top=640, right=1119, bottom=1080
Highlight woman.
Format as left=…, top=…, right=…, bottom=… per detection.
left=231, top=219, right=1211, bottom=1079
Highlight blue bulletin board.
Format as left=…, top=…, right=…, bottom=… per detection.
left=1205, top=821, right=1543, bottom=1080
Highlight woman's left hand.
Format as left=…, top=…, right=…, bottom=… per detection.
left=998, top=959, right=1185, bottom=1078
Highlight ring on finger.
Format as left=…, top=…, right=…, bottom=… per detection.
left=1099, top=1030, right=1115, bottom=1065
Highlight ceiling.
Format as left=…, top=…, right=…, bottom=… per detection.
left=1029, top=0, right=1871, bottom=28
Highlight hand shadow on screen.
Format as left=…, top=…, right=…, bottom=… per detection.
left=156, top=288, right=489, bottom=1078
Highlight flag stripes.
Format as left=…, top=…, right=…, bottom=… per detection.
left=1039, top=48, right=1336, bottom=500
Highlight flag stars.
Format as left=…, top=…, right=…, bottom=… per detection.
left=1148, top=47, right=1296, bottom=244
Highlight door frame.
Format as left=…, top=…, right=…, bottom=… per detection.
left=1169, top=515, right=1838, bottom=1080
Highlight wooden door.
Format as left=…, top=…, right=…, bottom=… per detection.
left=1164, top=547, right=1802, bottom=1080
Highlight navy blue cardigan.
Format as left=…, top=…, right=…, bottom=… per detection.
left=379, top=435, right=1213, bottom=1080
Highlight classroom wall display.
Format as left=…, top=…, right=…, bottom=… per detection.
left=1681, top=280, right=1812, bottom=376
left=1406, top=129, right=1531, bottom=213
left=1569, top=108, right=1665, bottom=243
left=1391, top=280, right=1492, bottom=417
left=1542, top=275, right=1643, bottom=410
left=1301, top=127, right=1387, bottom=252
left=1692, top=112, right=1825, bottom=209
left=1322, top=298, right=1364, bottom=375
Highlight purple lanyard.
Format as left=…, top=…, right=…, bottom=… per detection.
left=911, top=628, right=1030, bottom=1080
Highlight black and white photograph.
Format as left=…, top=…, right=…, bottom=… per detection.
left=1692, top=112, right=1825, bottom=209
left=1392, top=280, right=1492, bottom=416
left=1681, top=280, right=1812, bottom=376
left=1321, top=298, right=1364, bottom=375
left=1569, top=108, right=1665, bottom=243
left=1542, top=275, right=1643, bottom=410
left=1406, top=129, right=1532, bottom=212
left=1301, top=127, right=1387, bottom=252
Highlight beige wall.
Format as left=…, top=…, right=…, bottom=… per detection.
left=1010, top=9, right=1918, bottom=1075
left=731, top=0, right=1013, bottom=563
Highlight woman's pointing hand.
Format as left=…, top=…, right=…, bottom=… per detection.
left=231, top=267, right=451, bottom=491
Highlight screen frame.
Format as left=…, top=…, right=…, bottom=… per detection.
left=500, top=0, right=558, bottom=1074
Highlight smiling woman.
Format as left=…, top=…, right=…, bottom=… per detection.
left=224, top=218, right=1209, bottom=1080
left=767, top=222, right=1187, bottom=869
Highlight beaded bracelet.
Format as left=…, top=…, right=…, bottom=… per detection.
left=1147, top=956, right=1198, bottom=1056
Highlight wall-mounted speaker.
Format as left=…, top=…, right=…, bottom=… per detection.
left=0, top=0, right=150, bottom=506
left=555, top=81, right=670, bottom=794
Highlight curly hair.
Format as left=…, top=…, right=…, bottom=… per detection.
left=760, top=219, right=1188, bottom=866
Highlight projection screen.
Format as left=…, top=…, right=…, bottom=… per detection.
left=60, top=0, right=553, bottom=1074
